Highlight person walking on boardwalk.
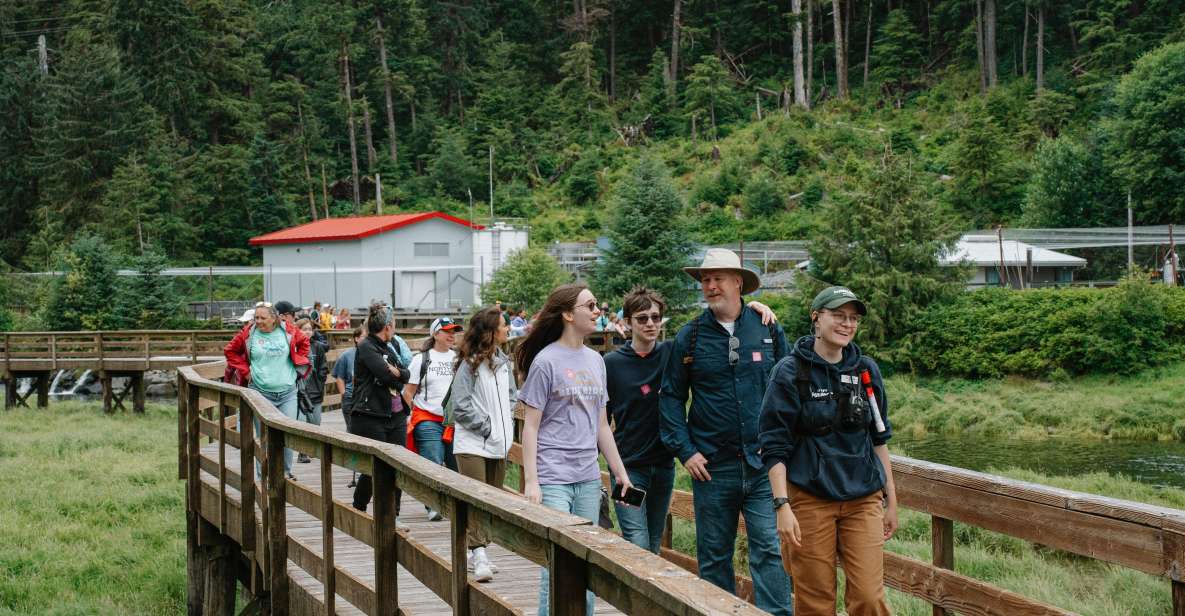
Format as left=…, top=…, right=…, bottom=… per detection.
left=450, top=307, right=516, bottom=583
left=347, top=303, right=411, bottom=530
left=295, top=318, right=329, bottom=463
left=517, top=283, right=634, bottom=616
left=223, top=302, right=310, bottom=479
left=403, top=317, right=462, bottom=520
left=334, top=307, right=352, bottom=329
left=760, top=287, right=897, bottom=616
left=659, top=248, right=793, bottom=615
left=606, top=287, right=780, bottom=554
left=332, top=326, right=365, bottom=429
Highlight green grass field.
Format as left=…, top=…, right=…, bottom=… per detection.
left=1, top=401, right=1180, bottom=615
left=885, top=361, right=1185, bottom=441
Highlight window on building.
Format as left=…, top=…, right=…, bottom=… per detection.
left=985, top=268, right=1001, bottom=286
left=414, top=242, right=449, bottom=257
left=1056, top=268, right=1073, bottom=283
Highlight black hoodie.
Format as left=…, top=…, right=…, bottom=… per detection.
left=758, top=335, right=892, bottom=501
left=605, top=340, right=675, bottom=469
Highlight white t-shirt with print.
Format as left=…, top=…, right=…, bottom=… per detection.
left=407, top=349, right=456, bottom=415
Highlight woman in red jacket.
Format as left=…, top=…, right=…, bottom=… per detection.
left=224, top=302, right=310, bottom=479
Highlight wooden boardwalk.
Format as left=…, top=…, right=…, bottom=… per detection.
left=199, top=409, right=624, bottom=616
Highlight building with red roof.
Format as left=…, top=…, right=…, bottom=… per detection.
left=249, top=212, right=525, bottom=311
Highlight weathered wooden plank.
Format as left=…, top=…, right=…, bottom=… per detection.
left=883, top=552, right=1072, bottom=616
left=450, top=497, right=470, bottom=616
left=266, top=425, right=290, bottom=615
left=287, top=533, right=375, bottom=616
left=549, top=541, right=589, bottom=616
left=932, top=516, right=955, bottom=616
left=286, top=474, right=375, bottom=547
left=374, top=458, right=399, bottom=616
left=322, top=444, right=338, bottom=616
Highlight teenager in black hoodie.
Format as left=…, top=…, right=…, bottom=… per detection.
left=759, top=287, right=897, bottom=616
left=606, top=287, right=779, bottom=554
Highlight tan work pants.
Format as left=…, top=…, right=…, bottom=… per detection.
left=455, top=454, right=507, bottom=548
left=787, top=484, right=891, bottom=616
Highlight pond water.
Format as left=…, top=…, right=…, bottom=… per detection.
left=893, top=433, right=1185, bottom=490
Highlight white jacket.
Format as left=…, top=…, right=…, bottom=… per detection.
left=451, top=350, right=516, bottom=459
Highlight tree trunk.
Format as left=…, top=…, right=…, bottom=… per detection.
left=362, top=101, right=377, bottom=172
left=297, top=101, right=318, bottom=221
left=832, top=0, right=848, bottom=98
left=320, top=163, right=330, bottom=218
left=669, top=0, right=682, bottom=104
left=807, top=0, right=814, bottom=99
left=1036, top=5, right=1045, bottom=91
left=341, top=43, right=361, bottom=212
left=984, top=0, right=998, bottom=87
left=975, top=0, right=986, bottom=92
left=792, top=0, right=808, bottom=107
left=375, top=15, right=398, bottom=165
left=1021, top=7, right=1029, bottom=76
left=608, top=2, right=616, bottom=101
left=862, top=0, right=873, bottom=88
left=844, top=0, right=851, bottom=75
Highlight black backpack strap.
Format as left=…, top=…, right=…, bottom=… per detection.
left=418, top=351, right=431, bottom=384
left=794, top=354, right=812, bottom=402
left=682, top=315, right=701, bottom=365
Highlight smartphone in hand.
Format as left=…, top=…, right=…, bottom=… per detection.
left=611, top=483, right=647, bottom=508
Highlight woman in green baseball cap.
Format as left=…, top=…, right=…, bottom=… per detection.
left=757, top=286, right=898, bottom=616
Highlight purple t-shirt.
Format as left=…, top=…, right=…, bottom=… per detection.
left=518, top=342, right=608, bottom=485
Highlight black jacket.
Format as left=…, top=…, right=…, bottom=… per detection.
left=759, top=336, right=892, bottom=501
left=605, top=341, right=674, bottom=469
left=301, top=332, right=330, bottom=404
left=348, top=334, right=409, bottom=418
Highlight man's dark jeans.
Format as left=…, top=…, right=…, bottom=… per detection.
left=348, top=412, right=405, bottom=514
left=692, top=457, right=793, bottom=616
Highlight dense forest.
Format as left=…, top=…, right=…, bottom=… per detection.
left=2, top=0, right=1184, bottom=273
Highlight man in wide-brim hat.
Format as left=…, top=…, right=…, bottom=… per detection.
left=659, top=248, right=793, bottom=614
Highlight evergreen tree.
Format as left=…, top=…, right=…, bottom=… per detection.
left=116, top=249, right=182, bottom=329
left=946, top=101, right=1025, bottom=226
left=870, top=9, right=923, bottom=107
left=805, top=149, right=967, bottom=362
left=1108, top=41, right=1185, bottom=224
left=593, top=158, right=696, bottom=309
left=44, top=235, right=122, bottom=331
left=481, top=247, right=570, bottom=312
left=426, top=126, right=480, bottom=201
left=1023, top=135, right=1125, bottom=228
left=684, top=55, right=736, bottom=140
left=247, top=133, right=294, bottom=236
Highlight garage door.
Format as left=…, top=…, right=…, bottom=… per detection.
left=398, top=272, right=435, bottom=310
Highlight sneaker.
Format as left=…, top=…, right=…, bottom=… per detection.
left=297, top=453, right=311, bottom=463
left=472, top=550, right=494, bottom=583
left=286, top=472, right=296, bottom=481
left=468, top=547, right=498, bottom=574
left=427, top=508, right=443, bottom=522
left=395, top=516, right=410, bottom=532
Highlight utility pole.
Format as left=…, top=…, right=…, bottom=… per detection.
left=375, top=173, right=383, bottom=214
left=1127, top=192, right=1134, bottom=269
left=37, top=35, right=48, bottom=76
left=488, top=146, right=495, bottom=223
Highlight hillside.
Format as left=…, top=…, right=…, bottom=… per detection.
left=2, top=0, right=1183, bottom=272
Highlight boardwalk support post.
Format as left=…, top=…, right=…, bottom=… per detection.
left=451, top=496, right=470, bottom=616
left=549, top=542, right=589, bottom=616
left=373, top=457, right=399, bottom=615
left=931, top=516, right=955, bottom=616
left=1173, top=579, right=1184, bottom=616
left=264, top=425, right=289, bottom=615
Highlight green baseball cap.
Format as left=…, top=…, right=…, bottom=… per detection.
left=811, top=286, right=867, bottom=315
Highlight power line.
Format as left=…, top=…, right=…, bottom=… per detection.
left=0, top=26, right=74, bottom=38
left=4, top=15, right=80, bottom=25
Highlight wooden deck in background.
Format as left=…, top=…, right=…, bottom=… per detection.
left=199, top=409, right=622, bottom=616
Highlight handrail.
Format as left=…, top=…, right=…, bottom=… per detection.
left=504, top=409, right=1185, bottom=616
left=179, top=359, right=762, bottom=615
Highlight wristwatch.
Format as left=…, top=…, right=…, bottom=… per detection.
left=772, top=496, right=791, bottom=511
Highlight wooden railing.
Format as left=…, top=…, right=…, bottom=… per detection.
left=503, top=410, right=1185, bottom=616
left=179, top=359, right=762, bottom=615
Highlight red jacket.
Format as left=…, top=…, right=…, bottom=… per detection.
left=223, top=321, right=311, bottom=386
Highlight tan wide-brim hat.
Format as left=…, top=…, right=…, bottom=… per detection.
left=683, top=248, right=762, bottom=295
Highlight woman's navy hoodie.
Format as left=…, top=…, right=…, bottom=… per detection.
left=605, top=341, right=674, bottom=469
left=758, top=335, right=892, bottom=501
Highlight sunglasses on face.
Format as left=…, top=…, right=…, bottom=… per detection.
left=631, top=313, right=662, bottom=324
left=576, top=300, right=600, bottom=313
left=255, top=301, right=273, bottom=308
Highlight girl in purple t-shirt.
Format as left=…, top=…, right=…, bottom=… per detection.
left=515, top=283, right=633, bottom=616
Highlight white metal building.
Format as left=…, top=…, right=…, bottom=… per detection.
left=473, top=221, right=529, bottom=301
left=943, top=235, right=1087, bottom=288
left=250, top=212, right=497, bottom=311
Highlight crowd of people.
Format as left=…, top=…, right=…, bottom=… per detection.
left=223, top=248, right=897, bottom=616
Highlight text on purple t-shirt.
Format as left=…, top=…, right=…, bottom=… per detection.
left=517, top=342, right=607, bottom=485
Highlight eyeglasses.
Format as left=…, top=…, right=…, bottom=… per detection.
left=631, top=313, right=662, bottom=324
left=824, top=310, right=862, bottom=326
left=254, top=301, right=273, bottom=308
left=576, top=300, right=600, bottom=313
left=728, top=336, right=740, bottom=366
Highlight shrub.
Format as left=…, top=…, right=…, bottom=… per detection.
left=905, top=278, right=1185, bottom=378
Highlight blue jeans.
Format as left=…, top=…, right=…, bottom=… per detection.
left=692, top=457, right=793, bottom=616
left=610, top=465, right=675, bottom=553
left=301, top=401, right=322, bottom=426
left=537, top=479, right=599, bottom=616
left=249, top=385, right=299, bottom=476
left=413, top=419, right=453, bottom=468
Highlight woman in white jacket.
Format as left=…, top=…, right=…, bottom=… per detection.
left=450, top=306, right=516, bottom=582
